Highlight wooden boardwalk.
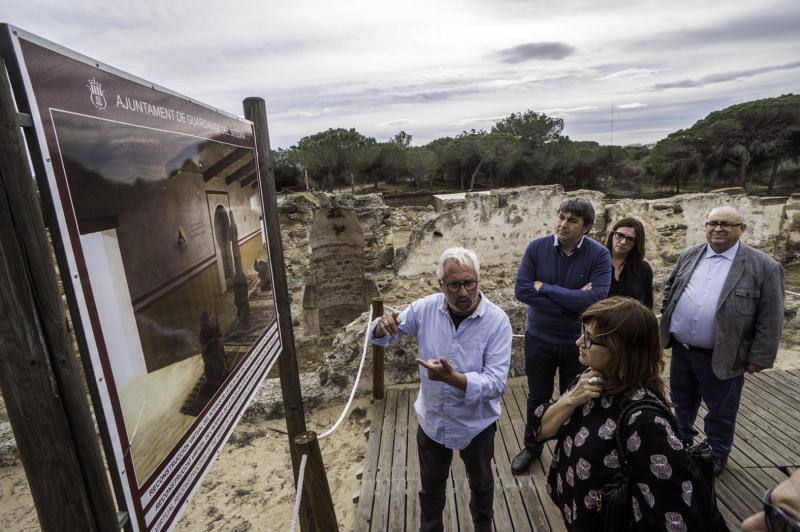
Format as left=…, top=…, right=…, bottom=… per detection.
left=355, top=369, right=800, bottom=531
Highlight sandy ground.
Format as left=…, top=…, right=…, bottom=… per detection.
left=0, top=396, right=374, bottom=532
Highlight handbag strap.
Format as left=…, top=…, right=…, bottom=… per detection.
left=613, top=397, right=686, bottom=471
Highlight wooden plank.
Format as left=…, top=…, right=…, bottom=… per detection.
left=742, top=374, right=800, bottom=439
left=756, top=370, right=800, bottom=402
left=694, top=401, right=788, bottom=497
left=371, top=389, right=399, bottom=531
left=493, top=414, right=536, bottom=531
left=508, top=384, right=566, bottom=532
left=388, top=389, right=410, bottom=531
left=406, top=394, right=420, bottom=532
left=355, top=397, right=387, bottom=532
left=733, top=388, right=800, bottom=465
left=486, top=431, right=515, bottom=532
left=357, top=375, right=800, bottom=531
left=497, top=392, right=545, bottom=531
left=705, top=374, right=800, bottom=467
left=718, top=399, right=797, bottom=468
left=664, top=376, right=762, bottom=469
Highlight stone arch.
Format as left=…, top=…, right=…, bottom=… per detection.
left=308, top=207, right=366, bottom=330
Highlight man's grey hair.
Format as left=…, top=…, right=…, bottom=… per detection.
left=708, top=205, right=747, bottom=224
left=436, top=247, right=480, bottom=280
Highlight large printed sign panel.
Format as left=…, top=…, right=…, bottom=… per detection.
left=5, top=26, right=282, bottom=531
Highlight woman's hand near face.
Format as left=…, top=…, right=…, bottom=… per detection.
left=537, top=370, right=604, bottom=441
left=565, top=370, right=604, bottom=407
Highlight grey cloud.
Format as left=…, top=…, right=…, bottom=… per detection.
left=495, top=42, right=575, bottom=63
left=633, top=8, right=800, bottom=50
left=649, top=61, right=800, bottom=90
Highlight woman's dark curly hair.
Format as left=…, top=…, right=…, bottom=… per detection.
left=581, top=296, right=668, bottom=404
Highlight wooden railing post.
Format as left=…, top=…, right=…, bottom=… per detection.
left=294, top=432, right=338, bottom=531
left=371, top=298, right=385, bottom=400
left=243, top=97, right=314, bottom=532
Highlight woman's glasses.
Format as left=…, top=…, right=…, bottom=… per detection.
left=763, top=486, right=800, bottom=531
left=613, top=231, right=636, bottom=244
left=580, top=323, right=606, bottom=350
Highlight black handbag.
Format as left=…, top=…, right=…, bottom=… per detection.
left=596, top=398, right=729, bottom=531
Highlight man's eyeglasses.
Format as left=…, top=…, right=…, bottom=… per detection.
left=705, top=220, right=743, bottom=229
left=763, top=486, right=800, bottom=532
left=613, top=231, right=636, bottom=244
left=580, top=323, right=606, bottom=350
left=443, top=279, right=478, bottom=292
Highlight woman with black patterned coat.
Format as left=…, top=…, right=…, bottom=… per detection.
left=532, top=297, right=701, bottom=531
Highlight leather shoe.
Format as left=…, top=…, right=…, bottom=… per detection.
left=713, top=456, right=728, bottom=477
left=511, top=446, right=542, bottom=474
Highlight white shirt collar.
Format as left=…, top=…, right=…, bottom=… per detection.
left=553, top=233, right=585, bottom=252
left=704, top=241, right=740, bottom=261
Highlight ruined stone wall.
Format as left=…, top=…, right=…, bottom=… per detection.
left=385, top=186, right=798, bottom=310
left=277, top=186, right=798, bottom=338
left=389, top=205, right=434, bottom=250
left=277, top=193, right=394, bottom=337
left=305, top=185, right=800, bottom=407
left=387, top=186, right=606, bottom=305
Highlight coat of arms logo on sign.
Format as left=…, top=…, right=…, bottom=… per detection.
left=87, top=77, right=106, bottom=110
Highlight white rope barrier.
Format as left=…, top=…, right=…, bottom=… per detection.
left=288, top=453, right=308, bottom=532
left=787, top=290, right=800, bottom=297
left=317, top=306, right=374, bottom=440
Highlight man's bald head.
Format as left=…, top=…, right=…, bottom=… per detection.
left=705, top=206, right=746, bottom=253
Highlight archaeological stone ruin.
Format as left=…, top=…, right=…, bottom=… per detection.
left=252, top=185, right=800, bottom=419
left=2, top=185, right=800, bottom=464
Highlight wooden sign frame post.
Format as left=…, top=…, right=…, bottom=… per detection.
left=0, top=57, right=121, bottom=531
left=243, top=97, right=327, bottom=531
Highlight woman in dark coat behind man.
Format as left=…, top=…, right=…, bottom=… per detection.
left=606, top=217, right=653, bottom=308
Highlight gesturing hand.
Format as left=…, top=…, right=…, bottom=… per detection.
left=376, top=311, right=401, bottom=337
left=566, top=370, right=604, bottom=407
left=417, top=358, right=467, bottom=391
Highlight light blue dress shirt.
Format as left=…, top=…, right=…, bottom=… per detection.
left=670, top=242, right=740, bottom=349
left=369, top=292, right=512, bottom=450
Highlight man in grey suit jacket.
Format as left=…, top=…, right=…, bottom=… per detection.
left=659, top=206, right=784, bottom=476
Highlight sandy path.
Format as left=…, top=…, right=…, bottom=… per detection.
left=0, top=397, right=373, bottom=532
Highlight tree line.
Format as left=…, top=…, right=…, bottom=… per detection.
left=272, top=94, right=800, bottom=196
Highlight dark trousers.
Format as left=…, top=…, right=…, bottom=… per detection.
left=523, top=332, right=582, bottom=451
left=669, top=342, right=744, bottom=460
left=417, top=423, right=496, bottom=532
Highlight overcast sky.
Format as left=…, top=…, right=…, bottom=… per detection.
left=2, top=0, right=799, bottom=148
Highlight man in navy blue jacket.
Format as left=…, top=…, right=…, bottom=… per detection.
left=511, top=197, right=611, bottom=473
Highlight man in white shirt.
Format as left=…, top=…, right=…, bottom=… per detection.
left=371, top=247, right=512, bottom=532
